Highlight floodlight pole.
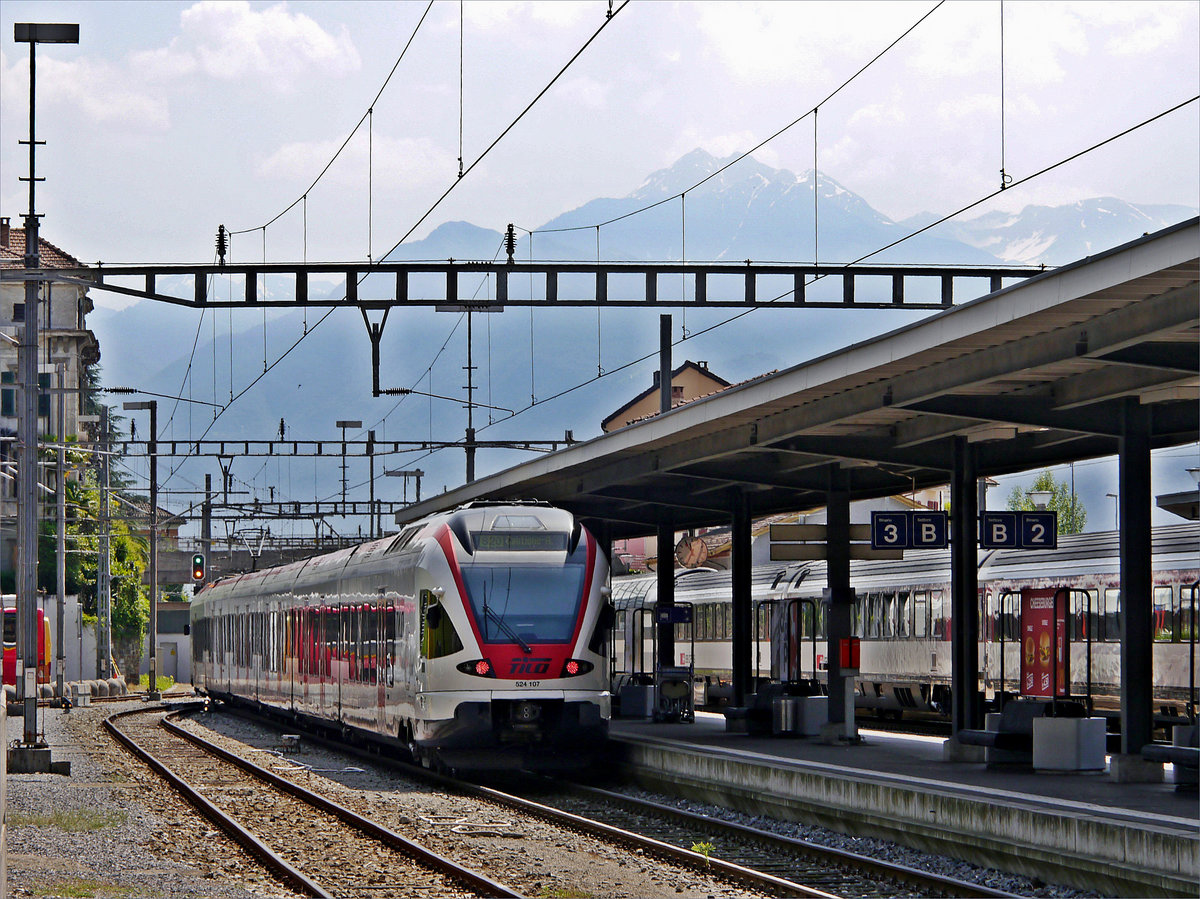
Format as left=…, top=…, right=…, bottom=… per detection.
left=55, top=362, right=66, bottom=702
left=124, top=400, right=159, bottom=700
left=98, top=405, right=112, bottom=678
left=14, top=22, right=79, bottom=752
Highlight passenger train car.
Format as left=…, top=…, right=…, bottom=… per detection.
left=3, top=603, right=52, bottom=687
left=612, top=523, right=1198, bottom=719
left=191, top=502, right=612, bottom=772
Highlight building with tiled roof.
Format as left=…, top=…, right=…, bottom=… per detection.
left=1, top=216, right=101, bottom=582
left=601, top=360, right=732, bottom=432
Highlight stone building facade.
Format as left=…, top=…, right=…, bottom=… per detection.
left=0, top=217, right=101, bottom=581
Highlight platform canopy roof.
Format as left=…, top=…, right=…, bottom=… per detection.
left=398, top=219, right=1199, bottom=539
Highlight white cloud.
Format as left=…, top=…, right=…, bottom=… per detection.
left=462, top=1, right=599, bottom=31
left=555, top=75, right=610, bottom=109
left=1, top=1, right=361, bottom=135
left=1, top=51, right=171, bottom=130
left=172, top=1, right=361, bottom=90
left=257, top=133, right=456, bottom=193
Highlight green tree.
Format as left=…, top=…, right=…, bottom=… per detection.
left=1006, top=470, right=1087, bottom=535
left=36, top=460, right=150, bottom=647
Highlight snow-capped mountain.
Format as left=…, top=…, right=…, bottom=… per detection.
left=934, top=197, right=1197, bottom=265
left=87, top=149, right=1196, bottom=507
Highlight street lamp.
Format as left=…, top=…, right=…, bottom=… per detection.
left=335, top=420, right=361, bottom=513
left=13, top=20, right=79, bottom=758
left=124, top=400, right=160, bottom=700
left=1029, top=490, right=1052, bottom=511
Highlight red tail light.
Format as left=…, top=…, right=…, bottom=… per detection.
left=456, top=659, right=496, bottom=677
left=559, top=659, right=593, bottom=678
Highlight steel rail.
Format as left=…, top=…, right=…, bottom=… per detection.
left=546, top=779, right=1020, bottom=899
left=215, top=704, right=844, bottom=898
left=103, top=704, right=331, bottom=898
left=217, top=702, right=1024, bottom=898
left=157, top=710, right=523, bottom=899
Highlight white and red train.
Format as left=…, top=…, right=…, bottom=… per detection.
left=191, top=502, right=612, bottom=772
left=613, top=522, right=1199, bottom=720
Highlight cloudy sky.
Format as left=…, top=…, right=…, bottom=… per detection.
left=2, top=1, right=1197, bottom=268
left=2, top=1, right=1197, bottom=528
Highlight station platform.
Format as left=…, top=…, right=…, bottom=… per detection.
left=607, top=712, right=1199, bottom=898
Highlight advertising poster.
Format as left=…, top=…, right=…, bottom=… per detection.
left=1020, top=587, right=1069, bottom=697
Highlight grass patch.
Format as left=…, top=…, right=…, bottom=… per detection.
left=27, top=878, right=148, bottom=898
left=135, top=674, right=176, bottom=692
left=10, top=807, right=128, bottom=831
left=538, top=888, right=594, bottom=899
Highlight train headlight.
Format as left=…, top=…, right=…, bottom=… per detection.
left=456, top=659, right=496, bottom=678
left=560, top=659, right=594, bottom=678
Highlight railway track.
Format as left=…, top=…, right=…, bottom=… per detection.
left=103, top=704, right=521, bottom=899
left=212, top=703, right=1020, bottom=899
left=529, top=779, right=1020, bottom=899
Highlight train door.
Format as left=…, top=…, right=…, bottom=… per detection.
left=337, top=604, right=349, bottom=725
left=286, top=608, right=295, bottom=712
left=374, top=599, right=386, bottom=730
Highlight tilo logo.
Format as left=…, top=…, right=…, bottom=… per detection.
left=509, top=657, right=551, bottom=675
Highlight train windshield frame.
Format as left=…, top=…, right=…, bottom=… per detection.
left=459, top=563, right=587, bottom=645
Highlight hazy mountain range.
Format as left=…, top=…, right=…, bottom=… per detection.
left=88, top=150, right=1196, bottom=520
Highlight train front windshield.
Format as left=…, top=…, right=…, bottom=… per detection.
left=460, top=565, right=587, bottom=644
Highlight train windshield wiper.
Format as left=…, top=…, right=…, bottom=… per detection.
left=484, top=605, right=532, bottom=654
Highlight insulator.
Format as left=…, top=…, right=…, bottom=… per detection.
left=505, top=223, right=517, bottom=264
left=216, top=225, right=227, bottom=266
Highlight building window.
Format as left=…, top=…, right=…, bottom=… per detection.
left=0, top=372, right=50, bottom=419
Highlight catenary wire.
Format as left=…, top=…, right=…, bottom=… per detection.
left=228, top=1, right=435, bottom=237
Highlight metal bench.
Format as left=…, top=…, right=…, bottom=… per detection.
left=1142, top=725, right=1199, bottom=791
left=958, top=700, right=1085, bottom=754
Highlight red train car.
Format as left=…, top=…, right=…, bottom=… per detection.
left=3, top=606, right=52, bottom=686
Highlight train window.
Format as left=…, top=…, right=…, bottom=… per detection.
left=913, top=592, right=928, bottom=639
left=1104, top=589, right=1121, bottom=641
left=930, top=591, right=946, bottom=640
left=420, top=589, right=464, bottom=659
left=492, top=514, right=546, bottom=530
left=385, top=603, right=396, bottom=686
left=1184, top=585, right=1199, bottom=642
left=387, top=526, right=421, bottom=553
left=896, top=592, right=910, bottom=638
left=3, top=609, right=15, bottom=644
left=1069, top=589, right=1100, bottom=642
left=722, top=604, right=733, bottom=641
left=1154, top=586, right=1175, bottom=642
left=460, top=563, right=587, bottom=644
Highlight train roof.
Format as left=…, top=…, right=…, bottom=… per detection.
left=193, top=502, right=586, bottom=606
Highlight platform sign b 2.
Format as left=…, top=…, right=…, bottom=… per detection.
left=980, top=511, right=1057, bottom=549
left=1020, top=587, right=1069, bottom=698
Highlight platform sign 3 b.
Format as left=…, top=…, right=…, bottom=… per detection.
left=979, top=511, right=1057, bottom=549
left=870, top=511, right=948, bottom=550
